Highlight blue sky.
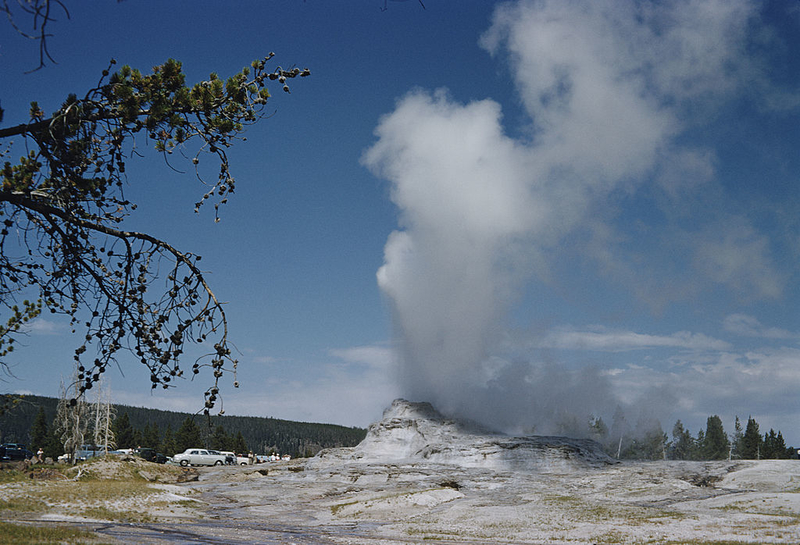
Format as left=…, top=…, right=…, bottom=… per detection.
left=1, top=1, right=799, bottom=446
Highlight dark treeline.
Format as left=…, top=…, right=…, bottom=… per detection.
left=0, top=395, right=366, bottom=459
left=592, top=413, right=795, bottom=461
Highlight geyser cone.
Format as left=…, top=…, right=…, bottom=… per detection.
left=348, top=399, right=617, bottom=472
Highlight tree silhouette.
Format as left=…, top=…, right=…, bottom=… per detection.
left=742, top=416, right=762, bottom=459
left=112, top=411, right=134, bottom=449
left=175, top=416, right=202, bottom=452
left=701, top=415, right=729, bottom=460
left=0, top=57, right=308, bottom=411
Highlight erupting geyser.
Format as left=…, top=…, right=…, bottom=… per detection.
left=315, top=399, right=616, bottom=472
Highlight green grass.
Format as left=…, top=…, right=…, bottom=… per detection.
left=64, top=455, right=184, bottom=483
left=0, top=520, right=108, bottom=544
left=0, top=470, right=27, bottom=484
left=543, top=493, right=686, bottom=525
left=26, top=479, right=156, bottom=504
left=0, top=458, right=189, bottom=523
left=0, top=496, right=45, bottom=512
left=713, top=502, right=800, bottom=522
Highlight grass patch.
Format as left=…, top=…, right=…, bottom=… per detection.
left=0, top=520, right=105, bottom=544
left=0, top=480, right=159, bottom=522
left=713, top=502, right=800, bottom=522
left=30, top=479, right=155, bottom=504
left=0, top=496, right=45, bottom=512
left=64, top=456, right=182, bottom=483
left=330, top=500, right=357, bottom=515
left=0, top=470, right=28, bottom=484
left=171, top=499, right=202, bottom=508
left=0, top=461, right=177, bottom=522
left=591, top=529, right=628, bottom=544
left=543, top=493, right=686, bottom=526
left=543, top=494, right=581, bottom=504
left=405, top=527, right=466, bottom=539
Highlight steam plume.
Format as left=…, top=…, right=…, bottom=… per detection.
left=362, top=0, right=769, bottom=434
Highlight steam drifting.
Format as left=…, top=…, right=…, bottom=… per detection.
left=362, top=0, right=784, bottom=435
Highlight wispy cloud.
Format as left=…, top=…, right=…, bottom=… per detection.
left=328, top=344, right=396, bottom=371
left=225, top=344, right=400, bottom=427
left=611, top=346, right=800, bottom=438
left=106, top=343, right=402, bottom=428
left=723, top=314, right=798, bottom=340
left=692, top=219, right=784, bottom=299
left=537, top=326, right=731, bottom=352
left=22, top=319, right=67, bottom=336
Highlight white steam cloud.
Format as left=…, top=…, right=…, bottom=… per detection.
left=362, top=0, right=784, bottom=435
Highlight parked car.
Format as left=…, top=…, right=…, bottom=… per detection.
left=0, top=443, right=34, bottom=461
left=134, top=447, right=167, bottom=464
left=172, top=448, right=226, bottom=467
left=75, top=444, right=109, bottom=461
left=220, top=451, right=249, bottom=465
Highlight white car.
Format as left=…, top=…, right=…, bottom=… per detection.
left=220, top=451, right=249, bottom=465
left=172, top=448, right=226, bottom=467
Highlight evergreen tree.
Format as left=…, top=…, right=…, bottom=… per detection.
left=28, top=407, right=49, bottom=454
left=761, top=429, right=789, bottom=459
left=730, top=416, right=744, bottom=459
left=112, top=412, right=135, bottom=449
left=775, top=431, right=791, bottom=459
left=702, top=415, right=729, bottom=460
left=671, top=420, right=694, bottom=460
left=175, top=417, right=202, bottom=452
left=693, top=430, right=705, bottom=460
left=151, top=423, right=161, bottom=449
left=160, top=424, right=178, bottom=457
left=623, top=428, right=667, bottom=460
left=2, top=393, right=366, bottom=459
left=742, top=417, right=762, bottom=459
left=232, top=430, right=248, bottom=455
left=132, top=427, right=144, bottom=448
left=45, top=425, right=64, bottom=460
left=141, top=422, right=160, bottom=449
left=210, top=425, right=230, bottom=451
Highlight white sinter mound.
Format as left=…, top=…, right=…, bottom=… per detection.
left=325, top=398, right=616, bottom=471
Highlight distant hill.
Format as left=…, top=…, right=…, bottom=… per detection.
left=0, top=394, right=366, bottom=457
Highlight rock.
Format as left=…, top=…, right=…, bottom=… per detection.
left=317, top=399, right=616, bottom=472
left=138, top=470, right=158, bottom=482
left=177, top=469, right=200, bottom=482
left=28, top=468, right=67, bottom=480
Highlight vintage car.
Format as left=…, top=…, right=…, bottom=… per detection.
left=74, top=444, right=109, bottom=461
left=0, top=443, right=34, bottom=461
left=172, top=448, right=226, bottom=467
left=220, top=451, right=249, bottom=465
left=134, top=447, right=167, bottom=464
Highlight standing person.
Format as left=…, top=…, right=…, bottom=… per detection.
left=36, top=448, right=44, bottom=463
